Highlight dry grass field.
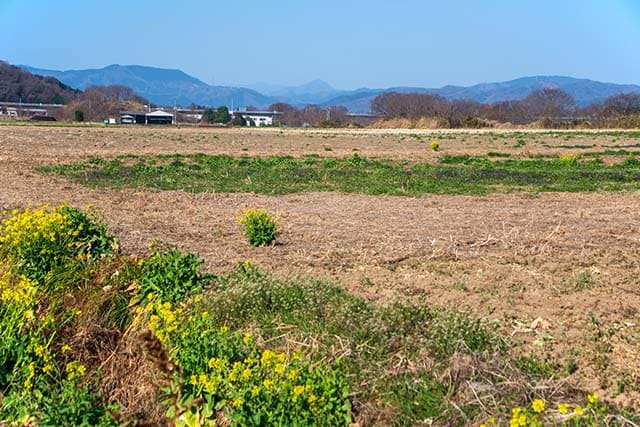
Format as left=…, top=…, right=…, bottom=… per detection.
left=1, top=124, right=640, bottom=423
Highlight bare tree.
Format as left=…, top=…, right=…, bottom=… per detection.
left=371, top=92, right=450, bottom=118
left=602, top=93, right=640, bottom=117
left=520, top=89, right=575, bottom=121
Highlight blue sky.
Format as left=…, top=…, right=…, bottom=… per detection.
left=2, top=0, right=639, bottom=89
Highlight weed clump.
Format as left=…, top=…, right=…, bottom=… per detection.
left=0, top=205, right=119, bottom=425
left=137, top=245, right=213, bottom=305
left=145, top=296, right=352, bottom=425
left=559, top=153, right=580, bottom=165
left=0, top=205, right=117, bottom=282
left=431, top=140, right=440, bottom=151
left=237, top=208, right=279, bottom=247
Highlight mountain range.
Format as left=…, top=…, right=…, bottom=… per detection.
left=20, top=64, right=273, bottom=109
left=18, top=64, right=640, bottom=113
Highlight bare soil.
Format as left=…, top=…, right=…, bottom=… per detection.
left=1, top=125, right=639, bottom=409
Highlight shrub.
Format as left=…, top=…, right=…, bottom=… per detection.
left=138, top=246, right=213, bottom=304
left=430, top=140, right=440, bottom=151
left=237, top=208, right=279, bottom=247
left=0, top=264, right=116, bottom=425
left=0, top=205, right=117, bottom=282
left=146, top=298, right=352, bottom=426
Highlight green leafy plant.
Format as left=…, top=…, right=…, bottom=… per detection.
left=138, top=246, right=213, bottom=304
left=145, top=298, right=352, bottom=426
left=0, top=205, right=117, bottom=282
left=236, top=209, right=279, bottom=247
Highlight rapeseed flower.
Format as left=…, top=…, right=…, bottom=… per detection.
left=531, top=398, right=545, bottom=413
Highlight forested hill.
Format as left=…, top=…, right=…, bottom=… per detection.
left=0, top=61, right=80, bottom=104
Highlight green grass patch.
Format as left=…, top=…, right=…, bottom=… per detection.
left=39, top=152, right=640, bottom=196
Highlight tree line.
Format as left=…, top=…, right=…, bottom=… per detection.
left=369, top=89, right=640, bottom=127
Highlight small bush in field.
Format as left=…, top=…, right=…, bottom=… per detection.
left=237, top=209, right=279, bottom=247
left=430, top=140, right=440, bottom=151
left=138, top=246, right=213, bottom=304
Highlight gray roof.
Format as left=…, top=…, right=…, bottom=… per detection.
left=146, top=110, right=174, bottom=117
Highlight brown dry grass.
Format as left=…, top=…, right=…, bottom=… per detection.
left=1, top=124, right=640, bottom=411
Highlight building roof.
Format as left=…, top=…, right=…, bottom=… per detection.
left=146, top=110, right=174, bottom=117
left=236, top=111, right=282, bottom=117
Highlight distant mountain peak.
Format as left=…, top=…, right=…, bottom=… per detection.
left=303, top=79, right=335, bottom=91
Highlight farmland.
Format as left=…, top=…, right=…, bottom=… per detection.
left=1, top=124, right=640, bottom=425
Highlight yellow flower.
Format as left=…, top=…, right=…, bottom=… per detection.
left=204, top=380, right=216, bottom=394
left=232, top=398, right=243, bottom=408
left=61, top=344, right=72, bottom=353
left=65, top=361, right=86, bottom=381
left=251, top=386, right=261, bottom=396
left=242, top=333, right=252, bottom=345
left=531, top=399, right=545, bottom=413
left=274, top=363, right=285, bottom=375
left=34, top=344, right=46, bottom=357
left=208, top=357, right=224, bottom=370
left=24, top=362, right=36, bottom=389
left=587, top=392, right=598, bottom=405
left=292, top=385, right=306, bottom=402
left=573, top=405, right=584, bottom=416
left=558, top=403, right=569, bottom=414
left=263, top=379, right=274, bottom=390
left=189, top=375, right=198, bottom=386
left=241, top=368, right=252, bottom=380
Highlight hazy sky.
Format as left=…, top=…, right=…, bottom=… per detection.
left=2, top=0, right=639, bottom=89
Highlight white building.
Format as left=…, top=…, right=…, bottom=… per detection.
left=232, top=110, right=282, bottom=127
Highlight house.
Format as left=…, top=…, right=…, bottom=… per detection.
left=231, top=110, right=282, bottom=127
left=146, top=110, right=174, bottom=125
left=120, top=110, right=174, bottom=125
left=120, top=114, right=136, bottom=124
left=120, top=111, right=147, bottom=124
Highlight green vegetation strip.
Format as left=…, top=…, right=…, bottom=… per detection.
left=39, top=152, right=640, bottom=195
